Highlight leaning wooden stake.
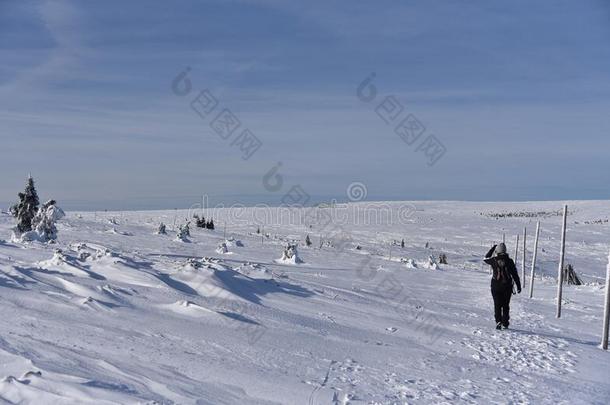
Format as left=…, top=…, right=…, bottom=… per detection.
left=602, top=250, right=610, bottom=350
left=556, top=205, right=568, bottom=318
left=529, top=221, right=540, bottom=298
left=521, top=227, right=527, bottom=286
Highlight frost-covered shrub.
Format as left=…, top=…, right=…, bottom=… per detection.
left=400, top=257, right=417, bottom=268
left=157, top=223, right=167, bottom=235
left=193, top=215, right=206, bottom=228
left=438, top=253, right=448, bottom=264
left=425, top=255, right=439, bottom=270
left=176, top=223, right=191, bottom=242
left=225, top=237, right=243, bottom=247
left=279, top=244, right=303, bottom=264
left=33, top=200, right=65, bottom=241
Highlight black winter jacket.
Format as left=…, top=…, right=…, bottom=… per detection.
left=484, top=246, right=521, bottom=291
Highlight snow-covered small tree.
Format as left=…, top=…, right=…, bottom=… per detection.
left=194, top=215, right=206, bottom=228
left=438, top=253, right=448, bottom=264
left=216, top=242, right=229, bottom=254
left=206, top=219, right=215, bottom=230
left=425, top=255, right=439, bottom=270
left=176, top=222, right=190, bottom=242
left=305, top=234, right=312, bottom=247
left=12, top=176, right=40, bottom=234
left=401, top=239, right=405, bottom=248
left=279, top=244, right=303, bottom=264
left=30, top=200, right=65, bottom=242
left=157, top=222, right=167, bottom=235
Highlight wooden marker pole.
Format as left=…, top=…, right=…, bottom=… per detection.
left=602, top=250, right=610, bottom=350
left=521, top=227, right=527, bottom=286
left=514, top=234, right=519, bottom=268
left=529, top=221, right=540, bottom=298
left=556, top=205, right=568, bottom=318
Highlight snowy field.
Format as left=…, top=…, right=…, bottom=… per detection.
left=0, top=200, right=609, bottom=404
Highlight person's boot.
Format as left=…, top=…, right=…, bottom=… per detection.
left=502, top=322, right=509, bottom=330
left=496, top=322, right=502, bottom=330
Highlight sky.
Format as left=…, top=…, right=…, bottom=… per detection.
left=1, top=0, right=610, bottom=210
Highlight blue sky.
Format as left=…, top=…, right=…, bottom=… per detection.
left=1, top=0, right=610, bottom=210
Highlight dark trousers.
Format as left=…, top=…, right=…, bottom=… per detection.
left=491, top=286, right=512, bottom=326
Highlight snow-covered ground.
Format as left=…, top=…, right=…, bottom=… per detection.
left=0, top=200, right=609, bottom=404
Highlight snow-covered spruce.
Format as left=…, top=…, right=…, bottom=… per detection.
left=10, top=175, right=40, bottom=235
left=156, top=222, right=167, bottom=235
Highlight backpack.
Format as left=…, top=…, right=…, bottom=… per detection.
left=495, top=256, right=513, bottom=285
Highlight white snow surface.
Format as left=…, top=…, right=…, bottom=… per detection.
left=0, top=200, right=609, bottom=404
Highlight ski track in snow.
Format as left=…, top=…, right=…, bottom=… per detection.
left=0, top=201, right=609, bottom=404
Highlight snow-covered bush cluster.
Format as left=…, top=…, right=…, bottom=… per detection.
left=193, top=214, right=215, bottom=229
left=10, top=176, right=64, bottom=243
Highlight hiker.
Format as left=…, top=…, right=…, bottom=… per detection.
left=484, top=243, right=521, bottom=330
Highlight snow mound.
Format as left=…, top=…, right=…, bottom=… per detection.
left=37, top=250, right=95, bottom=278
left=106, top=228, right=132, bottom=236
left=80, top=296, right=114, bottom=311
left=234, top=262, right=272, bottom=280
left=161, top=300, right=216, bottom=317
left=401, top=258, right=418, bottom=269
left=225, top=237, right=244, bottom=247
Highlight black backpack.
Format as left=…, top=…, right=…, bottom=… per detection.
left=495, top=256, right=513, bottom=285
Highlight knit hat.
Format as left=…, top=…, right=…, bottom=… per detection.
left=496, top=243, right=507, bottom=255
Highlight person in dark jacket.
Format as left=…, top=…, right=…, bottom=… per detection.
left=484, top=243, right=521, bottom=329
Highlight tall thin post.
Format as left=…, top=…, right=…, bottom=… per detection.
left=556, top=204, right=568, bottom=318
left=529, top=221, right=540, bottom=298
left=514, top=234, right=519, bottom=268
left=521, top=227, right=527, bottom=286
left=602, top=250, right=610, bottom=350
